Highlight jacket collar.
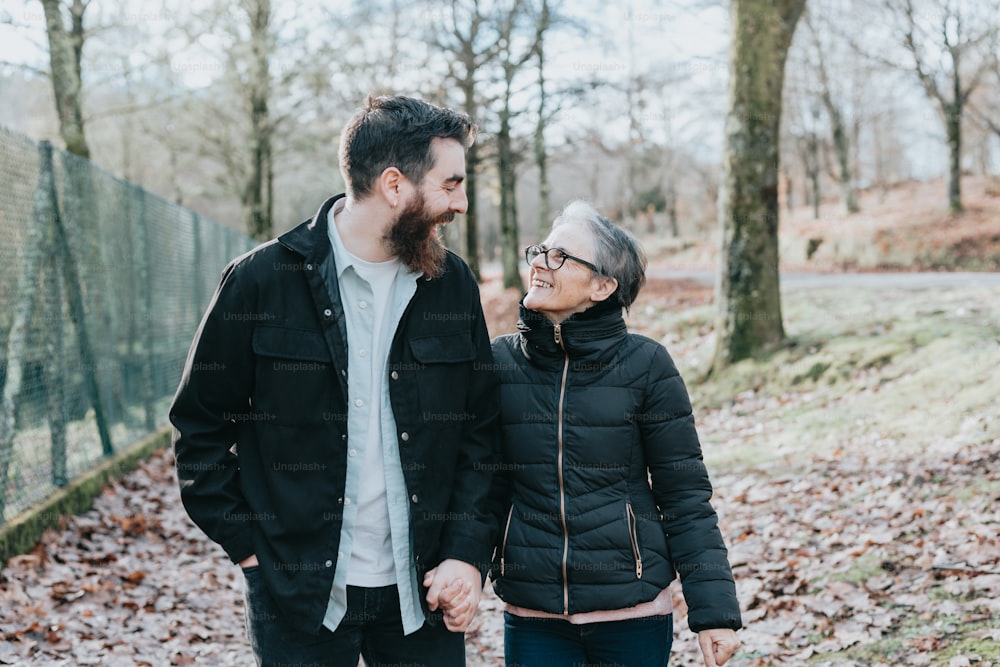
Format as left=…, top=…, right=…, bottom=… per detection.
left=517, top=297, right=627, bottom=369
left=277, top=194, right=345, bottom=262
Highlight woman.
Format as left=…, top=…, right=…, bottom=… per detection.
left=489, top=201, right=741, bottom=667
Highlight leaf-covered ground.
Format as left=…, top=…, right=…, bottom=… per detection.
left=2, top=277, right=998, bottom=666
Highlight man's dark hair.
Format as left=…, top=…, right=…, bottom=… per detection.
left=339, top=94, right=476, bottom=200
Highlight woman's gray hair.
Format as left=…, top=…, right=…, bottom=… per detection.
left=552, top=200, right=647, bottom=310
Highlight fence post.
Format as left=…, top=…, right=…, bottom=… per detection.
left=0, top=141, right=52, bottom=520
left=134, top=187, right=156, bottom=431
left=42, top=171, right=70, bottom=487
left=52, top=146, right=115, bottom=457
left=191, top=210, right=203, bottom=317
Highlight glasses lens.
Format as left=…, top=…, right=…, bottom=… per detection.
left=525, top=245, right=540, bottom=267
left=547, top=248, right=566, bottom=269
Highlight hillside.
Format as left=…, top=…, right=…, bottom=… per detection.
left=641, top=175, right=1000, bottom=273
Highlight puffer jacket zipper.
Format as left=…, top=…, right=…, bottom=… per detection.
left=499, top=505, right=514, bottom=576
left=554, top=323, right=571, bottom=614
left=626, top=502, right=643, bottom=579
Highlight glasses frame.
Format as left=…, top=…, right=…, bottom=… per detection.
left=524, top=244, right=602, bottom=274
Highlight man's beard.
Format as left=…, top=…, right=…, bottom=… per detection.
left=383, top=192, right=453, bottom=279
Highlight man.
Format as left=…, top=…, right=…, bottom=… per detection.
left=170, top=94, right=499, bottom=667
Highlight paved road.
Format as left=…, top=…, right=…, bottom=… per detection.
left=646, top=267, right=1000, bottom=290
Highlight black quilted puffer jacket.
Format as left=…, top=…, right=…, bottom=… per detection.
left=488, top=299, right=742, bottom=633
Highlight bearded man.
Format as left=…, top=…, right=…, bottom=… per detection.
left=170, top=94, right=500, bottom=667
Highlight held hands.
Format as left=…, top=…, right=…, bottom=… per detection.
left=423, top=559, right=482, bottom=633
left=697, top=628, right=740, bottom=666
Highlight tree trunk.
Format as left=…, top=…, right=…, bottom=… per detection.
left=244, top=0, right=273, bottom=240
left=461, top=79, right=481, bottom=280
left=711, top=0, right=804, bottom=371
left=666, top=182, right=680, bottom=237
left=831, top=110, right=859, bottom=214
left=40, top=0, right=90, bottom=159
left=807, top=13, right=859, bottom=215
left=534, top=35, right=550, bottom=237
left=804, top=133, right=821, bottom=220
left=498, top=99, right=524, bottom=291
left=945, top=99, right=963, bottom=213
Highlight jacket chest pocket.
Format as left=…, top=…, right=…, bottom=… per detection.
left=252, top=326, right=334, bottom=425
left=409, top=331, right=476, bottom=430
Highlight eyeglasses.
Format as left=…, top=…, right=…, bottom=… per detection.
left=524, top=244, right=602, bottom=274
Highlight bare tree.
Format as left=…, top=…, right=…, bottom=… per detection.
left=710, top=0, right=806, bottom=372
left=874, top=0, right=998, bottom=212
left=495, top=0, right=547, bottom=291
left=533, top=0, right=552, bottom=235
left=243, top=0, right=273, bottom=240
left=39, top=0, right=89, bottom=158
left=434, top=0, right=501, bottom=280
left=804, top=10, right=859, bottom=213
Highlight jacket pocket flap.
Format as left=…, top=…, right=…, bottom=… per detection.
left=409, top=332, right=476, bottom=363
left=252, top=326, right=332, bottom=362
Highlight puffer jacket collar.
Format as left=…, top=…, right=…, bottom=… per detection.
left=517, top=298, right=627, bottom=371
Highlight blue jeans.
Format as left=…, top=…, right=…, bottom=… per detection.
left=243, top=566, right=465, bottom=667
left=504, top=611, right=672, bottom=667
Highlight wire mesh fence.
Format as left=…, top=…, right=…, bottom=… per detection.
left=0, top=126, right=255, bottom=523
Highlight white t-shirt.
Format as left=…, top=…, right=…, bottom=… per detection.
left=345, top=253, right=400, bottom=586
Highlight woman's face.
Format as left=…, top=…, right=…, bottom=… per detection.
left=523, top=221, right=615, bottom=324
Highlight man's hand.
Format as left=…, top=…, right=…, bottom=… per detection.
left=423, top=559, right=482, bottom=633
left=239, top=554, right=259, bottom=569
left=697, top=628, right=739, bottom=666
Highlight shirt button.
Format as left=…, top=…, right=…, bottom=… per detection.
left=354, top=399, right=363, bottom=407
left=323, top=308, right=332, bottom=317
left=325, top=559, right=333, bottom=567
left=390, top=371, right=399, bottom=380
left=359, top=301, right=368, bottom=309
left=411, top=494, right=419, bottom=504
left=344, top=498, right=351, bottom=506
left=349, top=449, right=357, bottom=457
left=400, top=432, right=409, bottom=442
left=359, top=349, right=367, bottom=358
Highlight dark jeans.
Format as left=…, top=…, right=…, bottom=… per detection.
left=504, top=611, right=673, bottom=667
left=243, top=566, right=465, bottom=667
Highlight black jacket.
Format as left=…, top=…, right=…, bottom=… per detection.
left=489, top=300, right=741, bottom=633
left=170, top=195, right=500, bottom=633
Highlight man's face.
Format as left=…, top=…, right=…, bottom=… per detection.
left=383, top=138, right=468, bottom=277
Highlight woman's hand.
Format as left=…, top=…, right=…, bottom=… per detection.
left=697, top=628, right=739, bottom=666
left=423, top=559, right=482, bottom=633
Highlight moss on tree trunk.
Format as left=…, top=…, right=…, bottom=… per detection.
left=711, top=0, right=805, bottom=371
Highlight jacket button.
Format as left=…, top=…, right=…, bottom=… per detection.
left=411, top=494, right=419, bottom=504
left=323, top=308, right=332, bottom=317
left=390, top=371, right=399, bottom=380
left=400, top=432, right=409, bottom=442
left=306, top=263, right=314, bottom=271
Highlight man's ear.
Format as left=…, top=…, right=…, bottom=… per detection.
left=378, top=167, right=404, bottom=208
left=590, top=275, right=618, bottom=303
